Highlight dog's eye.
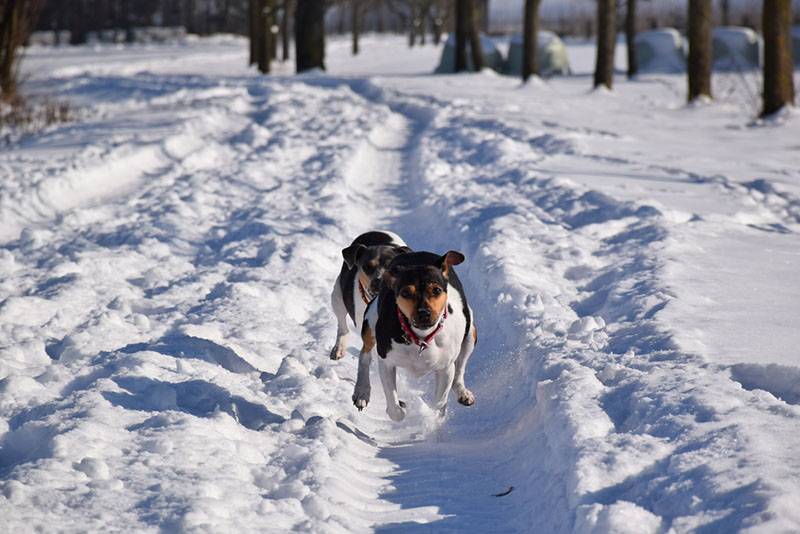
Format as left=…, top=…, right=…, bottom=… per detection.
left=431, top=287, right=443, bottom=296
left=399, top=288, right=412, bottom=299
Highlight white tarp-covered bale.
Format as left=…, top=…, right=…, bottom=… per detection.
left=28, top=31, right=72, bottom=46
left=435, top=33, right=504, bottom=73
left=793, top=26, right=800, bottom=66
left=504, top=31, right=571, bottom=77
left=634, top=28, right=686, bottom=73
left=713, top=26, right=761, bottom=70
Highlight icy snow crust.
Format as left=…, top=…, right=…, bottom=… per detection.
left=2, top=36, right=800, bottom=532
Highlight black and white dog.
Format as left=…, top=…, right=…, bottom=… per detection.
left=330, top=231, right=410, bottom=360
left=352, top=250, right=476, bottom=421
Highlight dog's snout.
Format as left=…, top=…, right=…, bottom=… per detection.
left=417, top=308, right=432, bottom=321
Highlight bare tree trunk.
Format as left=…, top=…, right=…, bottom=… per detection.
left=256, top=0, right=272, bottom=73
left=69, top=0, right=88, bottom=45
left=431, top=1, right=443, bottom=44
left=454, top=0, right=468, bottom=72
left=688, top=0, right=712, bottom=101
left=720, top=0, right=730, bottom=25
left=352, top=0, right=360, bottom=55
left=762, top=0, right=795, bottom=115
left=376, top=0, right=385, bottom=33
left=408, top=1, right=417, bottom=47
left=0, top=0, right=20, bottom=98
left=1, top=0, right=44, bottom=100
left=249, top=0, right=257, bottom=65
left=432, top=19, right=442, bottom=44
left=467, top=0, right=484, bottom=70
left=417, top=2, right=424, bottom=46
left=522, top=0, right=541, bottom=82
left=281, top=0, right=292, bottom=61
left=264, top=0, right=279, bottom=61
left=594, top=0, right=616, bottom=89
left=270, top=3, right=278, bottom=61
left=626, top=0, right=638, bottom=78
left=295, top=0, right=326, bottom=72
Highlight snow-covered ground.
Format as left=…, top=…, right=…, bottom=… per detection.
left=2, top=34, right=799, bottom=532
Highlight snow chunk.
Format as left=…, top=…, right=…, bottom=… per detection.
left=575, top=501, right=662, bottom=534
left=75, top=457, right=111, bottom=480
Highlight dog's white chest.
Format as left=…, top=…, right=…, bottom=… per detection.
left=353, top=289, right=368, bottom=331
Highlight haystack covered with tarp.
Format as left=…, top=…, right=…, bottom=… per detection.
left=435, top=33, right=504, bottom=73
left=504, top=30, right=571, bottom=77
left=634, top=28, right=686, bottom=73
left=713, top=26, right=761, bottom=70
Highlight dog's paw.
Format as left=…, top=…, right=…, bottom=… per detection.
left=458, top=389, right=475, bottom=406
left=329, top=343, right=345, bottom=361
left=352, top=384, right=370, bottom=411
left=386, top=403, right=407, bottom=422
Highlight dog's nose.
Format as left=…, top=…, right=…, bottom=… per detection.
left=370, top=277, right=381, bottom=294
left=417, top=308, right=432, bottom=322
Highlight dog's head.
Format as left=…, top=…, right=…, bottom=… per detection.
left=342, top=243, right=408, bottom=298
left=382, top=250, right=464, bottom=329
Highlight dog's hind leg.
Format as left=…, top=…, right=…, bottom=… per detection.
left=378, top=359, right=406, bottom=422
left=452, top=322, right=476, bottom=406
left=329, top=274, right=349, bottom=360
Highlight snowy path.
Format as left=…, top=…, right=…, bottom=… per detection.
left=2, top=38, right=800, bottom=532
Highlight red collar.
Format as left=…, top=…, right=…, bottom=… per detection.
left=396, top=305, right=447, bottom=356
left=358, top=280, right=372, bottom=305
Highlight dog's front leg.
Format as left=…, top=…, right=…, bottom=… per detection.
left=352, top=350, right=372, bottom=410
left=329, top=275, right=349, bottom=360
left=352, top=321, right=376, bottom=411
left=378, top=359, right=406, bottom=421
left=432, top=363, right=456, bottom=416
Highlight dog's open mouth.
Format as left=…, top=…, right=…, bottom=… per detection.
left=411, top=319, right=436, bottom=329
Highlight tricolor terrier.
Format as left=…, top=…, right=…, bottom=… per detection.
left=352, top=250, right=476, bottom=421
left=330, top=231, right=410, bottom=360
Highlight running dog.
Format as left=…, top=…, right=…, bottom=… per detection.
left=352, top=250, right=476, bottom=421
left=329, top=231, right=410, bottom=360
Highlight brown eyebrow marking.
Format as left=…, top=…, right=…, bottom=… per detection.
left=400, top=285, right=417, bottom=295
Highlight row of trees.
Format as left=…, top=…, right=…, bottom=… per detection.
left=271, top=0, right=795, bottom=117
left=582, top=0, right=794, bottom=116
left=1, top=0, right=796, bottom=118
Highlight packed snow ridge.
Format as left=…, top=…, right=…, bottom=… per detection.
left=1, top=35, right=799, bottom=533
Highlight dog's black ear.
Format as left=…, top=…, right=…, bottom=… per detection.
left=438, top=250, right=465, bottom=277
left=342, top=244, right=367, bottom=269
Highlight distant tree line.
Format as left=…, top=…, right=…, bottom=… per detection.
left=35, top=0, right=250, bottom=43
left=588, top=0, right=795, bottom=116
left=2, top=0, right=796, bottom=118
